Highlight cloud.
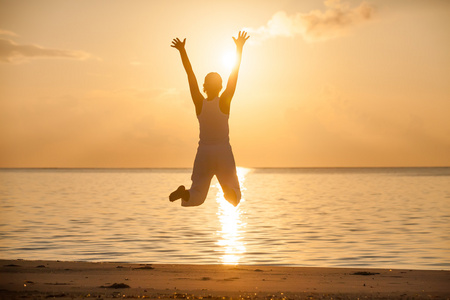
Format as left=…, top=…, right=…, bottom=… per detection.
left=0, top=29, right=18, bottom=36
left=245, top=0, right=374, bottom=43
left=0, top=37, right=90, bottom=63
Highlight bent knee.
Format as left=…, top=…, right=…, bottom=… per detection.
left=223, top=189, right=241, bottom=207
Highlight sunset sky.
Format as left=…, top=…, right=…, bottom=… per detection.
left=1, top=0, right=449, bottom=168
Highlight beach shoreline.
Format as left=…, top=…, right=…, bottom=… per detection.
left=0, top=259, right=449, bottom=299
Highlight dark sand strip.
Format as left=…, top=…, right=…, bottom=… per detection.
left=0, top=260, right=449, bottom=299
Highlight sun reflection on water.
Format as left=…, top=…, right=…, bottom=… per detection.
left=215, top=167, right=249, bottom=265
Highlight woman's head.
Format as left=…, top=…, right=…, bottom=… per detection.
left=203, top=72, right=222, bottom=96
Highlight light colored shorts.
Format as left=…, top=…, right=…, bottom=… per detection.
left=182, top=143, right=241, bottom=207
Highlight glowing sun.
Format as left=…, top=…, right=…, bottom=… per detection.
left=222, top=51, right=236, bottom=71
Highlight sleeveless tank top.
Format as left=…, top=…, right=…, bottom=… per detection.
left=197, top=97, right=229, bottom=145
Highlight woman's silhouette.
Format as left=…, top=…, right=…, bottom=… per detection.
left=169, top=31, right=249, bottom=207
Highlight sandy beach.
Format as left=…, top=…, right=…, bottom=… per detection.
left=0, top=260, right=448, bottom=299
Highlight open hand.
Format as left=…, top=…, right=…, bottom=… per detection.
left=232, top=31, right=250, bottom=49
left=171, top=38, right=186, bottom=51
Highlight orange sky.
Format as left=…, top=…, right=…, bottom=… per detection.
left=1, top=0, right=449, bottom=168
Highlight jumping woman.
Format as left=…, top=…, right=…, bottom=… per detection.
left=169, top=31, right=249, bottom=207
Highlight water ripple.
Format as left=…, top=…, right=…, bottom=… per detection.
left=0, top=168, right=449, bottom=269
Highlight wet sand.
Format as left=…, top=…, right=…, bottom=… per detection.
left=0, top=260, right=449, bottom=299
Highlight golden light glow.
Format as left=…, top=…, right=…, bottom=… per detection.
left=1, top=2, right=449, bottom=168
left=215, top=167, right=250, bottom=265
left=221, top=50, right=236, bottom=71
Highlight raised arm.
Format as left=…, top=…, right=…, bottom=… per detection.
left=171, top=38, right=204, bottom=109
left=220, top=31, right=250, bottom=109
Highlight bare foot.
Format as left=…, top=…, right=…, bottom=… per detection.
left=169, top=185, right=189, bottom=202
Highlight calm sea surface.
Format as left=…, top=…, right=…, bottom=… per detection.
left=0, top=168, right=449, bottom=270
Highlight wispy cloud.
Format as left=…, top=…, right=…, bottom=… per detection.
left=245, top=0, right=374, bottom=43
left=0, top=31, right=90, bottom=63
left=0, top=29, right=18, bottom=36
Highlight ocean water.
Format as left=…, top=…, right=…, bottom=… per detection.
left=0, top=167, right=449, bottom=270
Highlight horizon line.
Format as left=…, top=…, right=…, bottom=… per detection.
left=1, top=166, right=449, bottom=170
